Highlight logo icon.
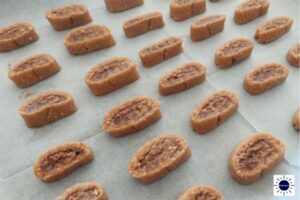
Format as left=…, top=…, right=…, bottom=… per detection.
left=273, top=175, right=295, bottom=196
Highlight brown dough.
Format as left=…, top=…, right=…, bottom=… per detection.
left=159, top=62, right=206, bottom=95
left=229, top=132, right=285, bottom=184
left=287, top=43, right=300, bottom=68
left=190, top=14, right=226, bottom=42
left=103, top=96, right=161, bottom=137
left=0, top=22, right=38, bottom=52
left=85, top=57, right=139, bottom=96
left=234, top=0, right=270, bottom=25
left=64, top=24, right=115, bottom=55
left=123, top=12, right=164, bottom=38
left=255, top=16, right=293, bottom=44
left=292, top=109, right=300, bottom=132
left=9, top=54, right=60, bottom=88
left=170, top=0, right=206, bottom=21
left=104, top=0, right=144, bottom=13
left=244, top=62, right=289, bottom=95
left=190, top=90, right=239, bottom=134
left=46, top=3, right=92, bottom=31
left=177, top=185, right=224, bottom=200
left=128, top=134, right=191, bottom=184
left=215, top=38, right=254, bottom=68
left=139, top=36, right=183, bottom=67
left=34, top=141, right=93, bottom=182
left=18, top=90, right=77, bottom=127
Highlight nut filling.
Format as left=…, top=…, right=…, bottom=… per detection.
left=41, top=148, right=84, bottom=171
left=23, top=94, right=66, bottom=113
left=89, top=61, right=129, bottom=81
left=13, top=57, right=49, bottom=72
left=110, top=99, right=153, bottom=127
left=163, top=65, right=200, bottom=86
left=251, top=65, right=284, bottom=81
left=135, top=138, right=183, bottom=172
left=64, top=188, right=100, bottom=200
left=196, top=95, right=233, bottom=118
left=68, top=27, right=103, bottom=42
left=194, top=15, right=223, bottom=25
left=0, top=24, right=29, bottom=40
left=236, top=139, right=277, bottom=170
left=239, top=0, right=267, bottom=10
left=260, top=18, right=290, bottom=31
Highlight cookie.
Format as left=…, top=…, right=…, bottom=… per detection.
left=46, top=3, right=92, bottom=31
left=85, top=57, right=139, bottom=96
left=104, top=0, right=144, bottom=13
left=234, top=0, right=270, bottom=25
left=255, top=16, right=293, bottom=44
left=64, top=24, right=115, bottom=55
left=128, top=134, right=191, bottom=184
left=215, top=38, right=254, bottom=68
left=177, top=185, right=224, bottom=200
left=18, top=91, right=77, bottom=127
left=244, top=62, right=289, bottom=95
left=0, top=22, right=38, bottom=52
left=190, top=90, right=239, bottom=134
left=287, top=43, right=300, bottom=68
left=229, top=132, right=285, bottom=184
left=9, top=54, right=60, bottom=88
left=139, top=36, right=183, bottom=67
left=209, top=0, right=222, bottom=2
left=123, top=12, right=164, bottom=38
left=170, top=0, right=206, bottom=21
left=34, top=141, right=93, bottom=182
left=159, top=62, right=206, bottom=96
left=103, top=96, right=161, bottom=137
left=292, top=109, right=300, bottom=132
left=56, top=182, right=108, bottom=200
left=190, top=14, right=226, bottom=42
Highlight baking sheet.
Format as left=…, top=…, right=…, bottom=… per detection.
left=0, top=0, right=299, bottom=199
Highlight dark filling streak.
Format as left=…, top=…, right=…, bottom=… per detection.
left=197, top=95, right=232, bottom=119
left=135, top=138, right=182, bottom=172
left=14, top=57, right=49, bottom=72
left=251, top=65, right=284, bottom=81
left=24, top=94, right=66, bottom=113
left=195, top=192, right=220, bottom=200
left=50, top=5, right=84, bottom=17
left=41, top=148, right=83, bottom=171
left=111, top=100, right=152, bottom=127
left=143, top=38, right=179, bottom=54
left=261, top=18, right=289, bottom=31
left=195, top=16, right=221, bottom=25
left=220, top=40, right=250, bottom=55
left=237, top=139, right=276, bottom=170
left=0, top=25, right=28, bottom=40
left=90, top=61, right=129, bottom=81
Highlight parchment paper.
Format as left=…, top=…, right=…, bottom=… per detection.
left=0, top=0, right=299, bottom=199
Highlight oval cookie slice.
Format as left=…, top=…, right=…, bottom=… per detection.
left=123, top=12, right=164, bottom=38
left=103, top=96, right=161, bottom=137
left=255, top=16, right=293, bottom=44
left=56, top=182, right=108, bottom=200
left=229, top=132, right=285, bottom=184
left=139, top=36, right=183, bottom=67
left=177, top=185, right=224, bottom=200
left=104, top=0, right=144, bottom=13
left=46, top=3, right=92, bottom=31
left=85, top=57, right=139, bottom=96
left=170, top=0, right=206, bottom=21
left=129, top=134, right=191, bottom=184
left=0, top=22, right=38, bottom=52
left=9, top=54, right=60, bottom=88
left=159, top=62, right=206, bottom=95
left=292, top=109, right=300, bottom=132
left=244, top=62, right=289, bottom=95
left=234, top=0, right=270, bottom=25
left=18, top=91, right=77, bottom=127
left=287, top=43, right=300, bottom=68
left=215, top=38, right=254, bottom=68
left=190, top=90, right=239, bottom=134
left=34, top=141, right=93, bottom=182
left=64, top=24, right=115, bottom=55
left=191, top=14, right=226, bottom=42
